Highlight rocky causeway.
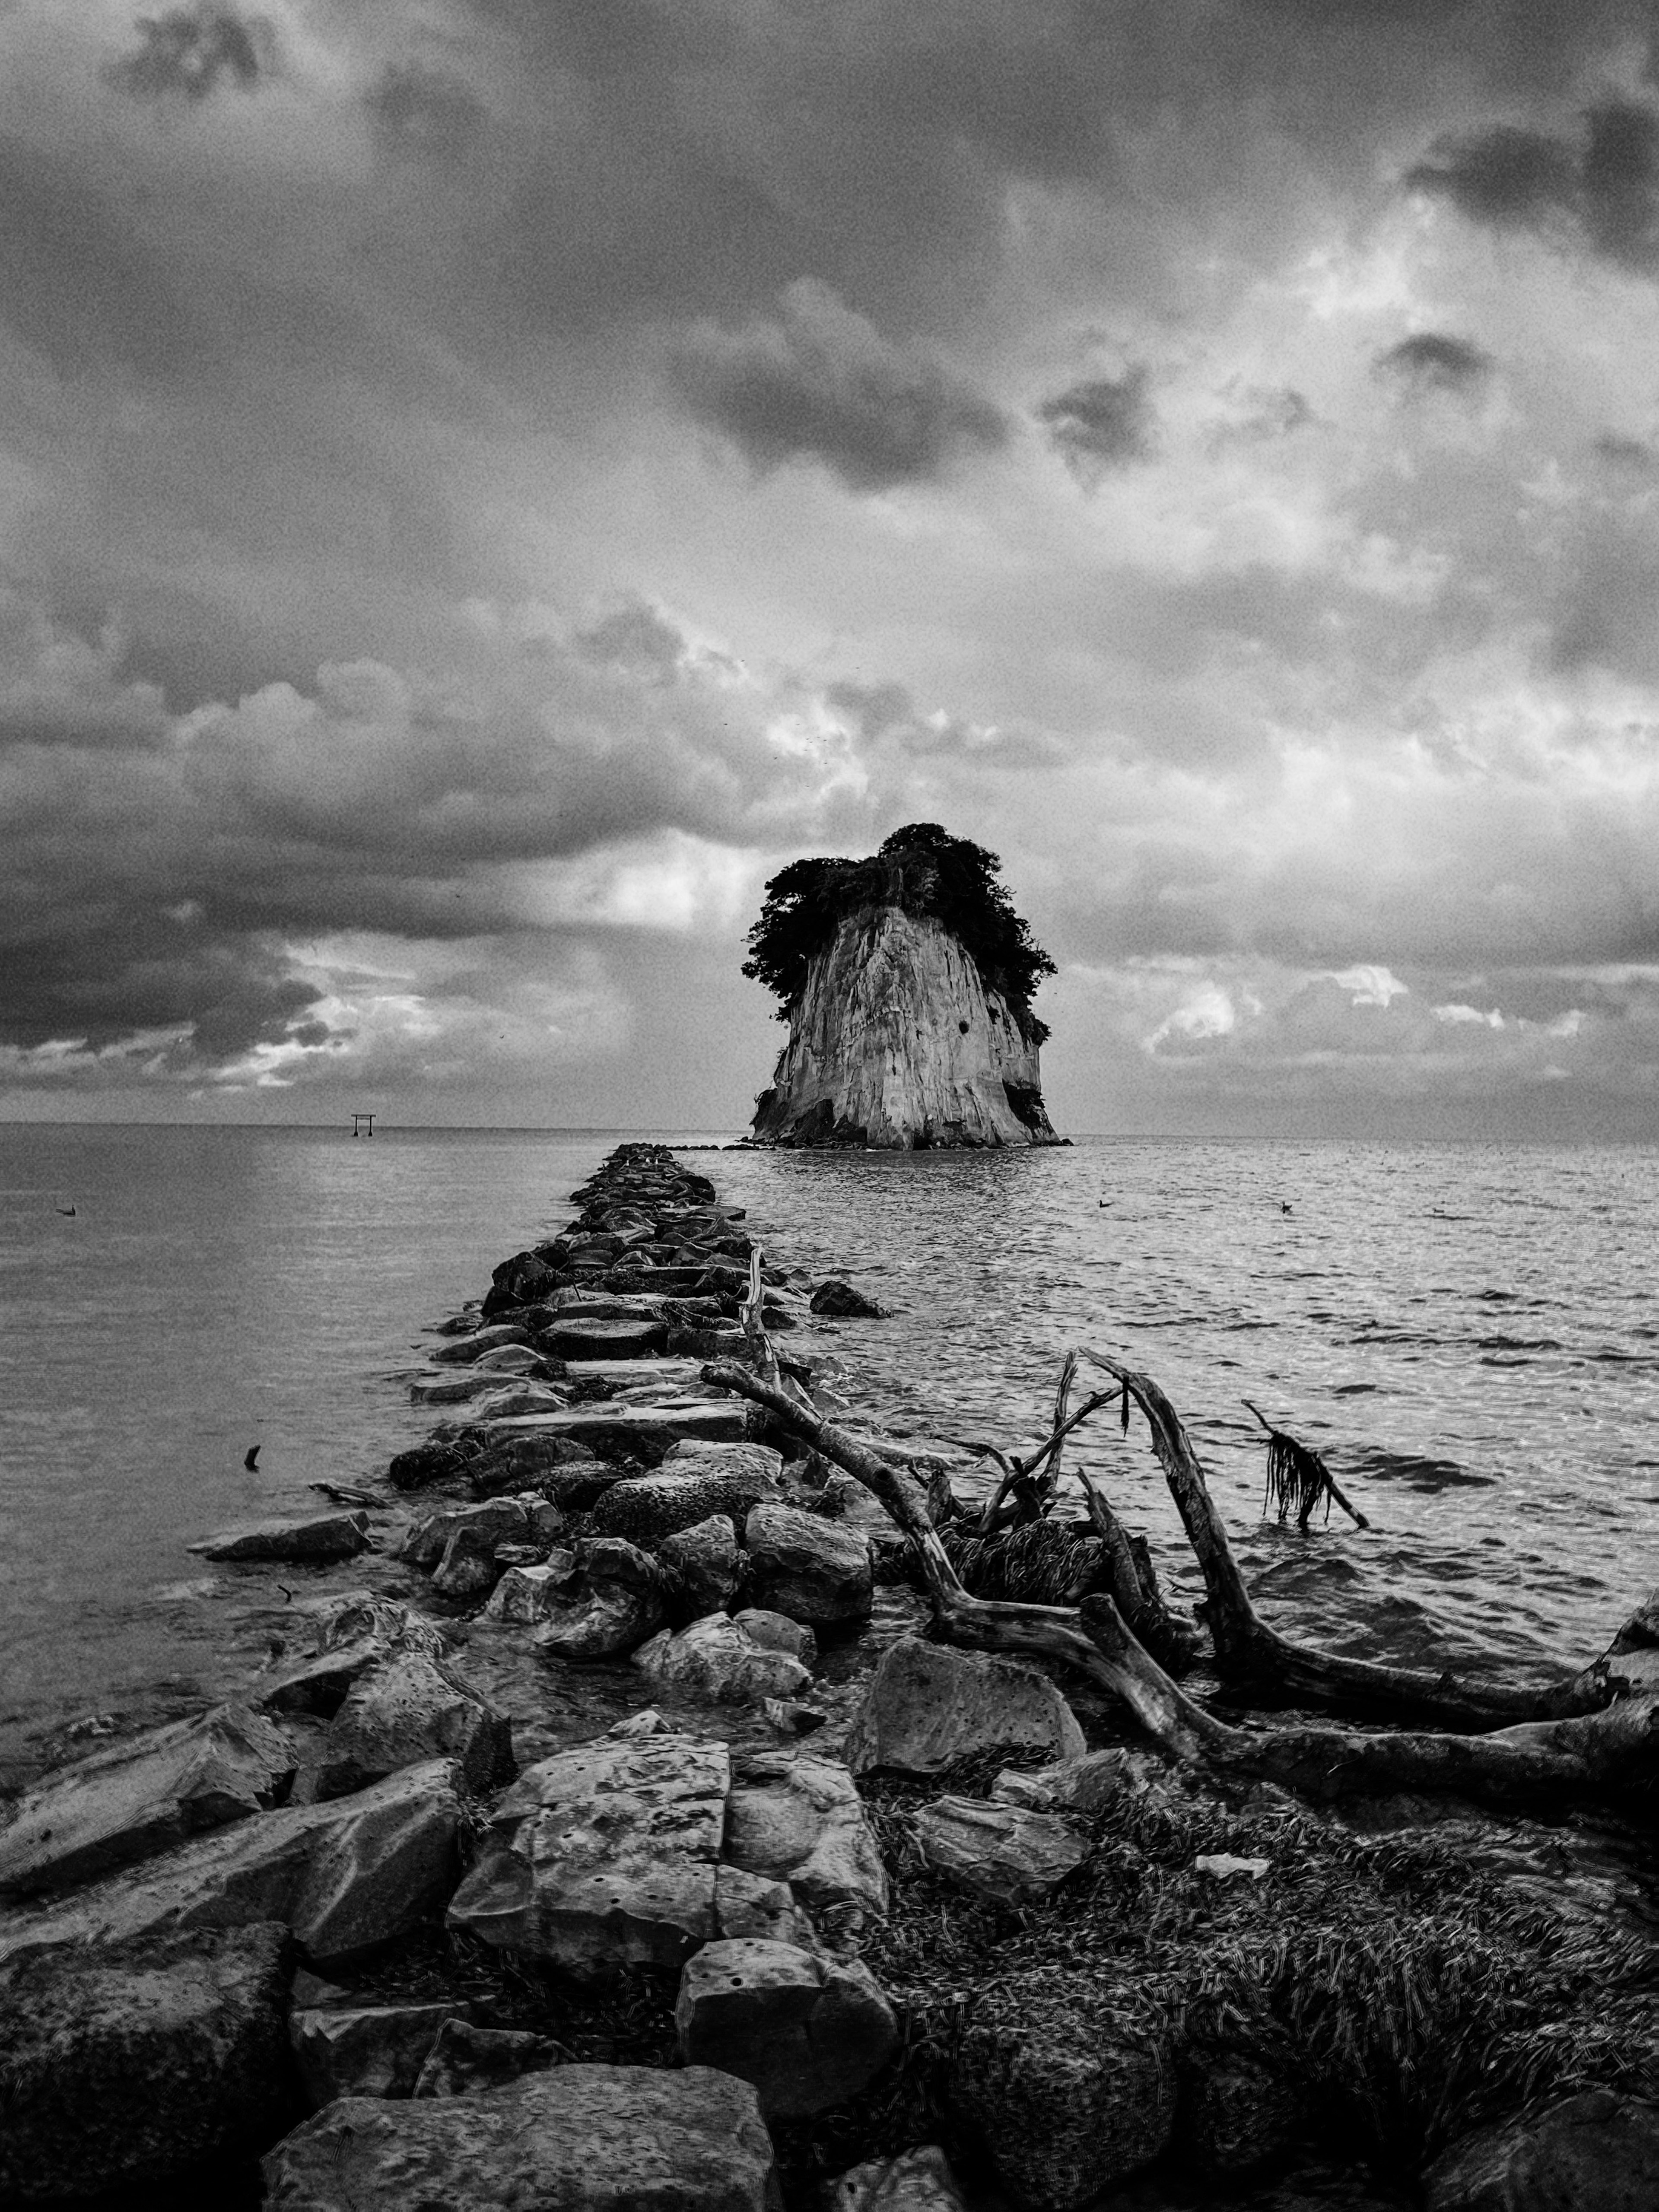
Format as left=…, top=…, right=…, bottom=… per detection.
left=2, top=1140, right=1656, bottom=2211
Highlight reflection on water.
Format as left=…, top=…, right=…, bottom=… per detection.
left=1, top=1125, right=1656, bottom=1773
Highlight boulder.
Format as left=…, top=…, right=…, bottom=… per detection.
left=0, top=1704, right=296, bottom=1901
left=401, top=1496, right=545, bottom=1570
left=1424, top=2088, right=1659, bottom=2212
left=466, top=1381, right=569, bottom=1421
left=0, top=1921, right=293, bottom=2202
left=482, top=1250, right=560, bottom=1316
left=732, top=1608, right=817, bottom=1664
left=480, top=1402, right=756, bottom=1456
left=951, top=2003, right=1176, bottom=2211
left=714, top=1864, right=809, bottom=1945
left=912, top=1796, right=1088, bottom=1905
left=846, top=1639, right=1085, bottom=1776
left=545, top=1317, right=668, bottom=1360
left=300, top=1649, right=513, bottom=1800
left=411, top=1370, right=513, bottom=1405
left=723, top=1751, right=888, bottom=1926
left=189, top=1511, right=369, bottom=1564
left=533, top=1536, right=666, bottom=1661
left=991, top=1747, right=1142, bottom=1817
left=290, top=1999, right=462, bottom=2104
left=658, top=1515, right=741, bottom=1616
left=590, top=1465, right=778, bottom=1546
left=676, top=1938, right=897, bottom=2119
left=809, top=1278, right=888, bottom=1319
left=429, top=1325, right=534, bottom=1365
left=447, top=1726, right=728, bottom=1978
left=411, top=2017, right=560, bottom=2098
left=252, top=1601, right=444, bottom=1720
left=0, top=1758, right=463, bottom=1972
left=661, top=1439, right=785, bottom=1483
left=483, top=1553, right=580, bottom=1623
left=1178, top=2051, right=1306, bottom=2177
left=262, top=2065, right=778, bottom=2211
left=632, top=1616, right=812, bottom=1706
left=743, top=1502, right=873, bottom=1628
left=467, top=1344, right=548, bottom=1376
left=828, top=2146, right=969, bottom=2212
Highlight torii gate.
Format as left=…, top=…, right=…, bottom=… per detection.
left=350, top=1113, right=375, bottom=1138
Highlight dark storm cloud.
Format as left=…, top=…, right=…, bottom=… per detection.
left=106, top=5, right=273, bottom=102
left=1038, top=369, right=1154, bottom=475
left=1408, top=100, right=1659, bottom=273
left=670, top=279, right=1008, bottom=491
left=365, top=62, right=486, bottom=160
left=1373, top=333, right=1494, bottom=395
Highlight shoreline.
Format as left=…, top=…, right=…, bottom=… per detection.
left=0, top=1142, right=1654, bottom=2210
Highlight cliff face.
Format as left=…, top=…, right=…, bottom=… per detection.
left=750, top=903, right=1062, bottom=1149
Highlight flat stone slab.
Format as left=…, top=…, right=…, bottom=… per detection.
left=0, top=1758, right=462, bottom=1971
left=743, top=1501, right=873, bottom=1628
left=448, top=1725, right=728, bottom=1978
left=846, top=1638, right=1086, bottom=1776
left=0, top=1704, right=296, bottom=1901
left=912, top=1796, right=1089, bottom=1905
left=189, top=1512, right=369, bottom=1564
left=262, top=2064, right=778, bottom=2211
left=481, top=1403, right=757, bottom=1452
left=545, top=1318, right=668, bottom=1360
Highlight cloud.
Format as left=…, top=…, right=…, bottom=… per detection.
left=365, top=61, right=486, bottom=161
left=1038, top=368, right=1154, bottom=477
left=1373, top=333, right=1495, bottom=395
left=670, top=279, right=1008, bottom=491
left=1408, top=99, right=1659, bottom=273
left=105, top=5, right=274, bottom=102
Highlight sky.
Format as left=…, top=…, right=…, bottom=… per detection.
left=6, top=1, right=1659, bottom=1137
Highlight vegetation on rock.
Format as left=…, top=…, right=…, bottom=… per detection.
left=742, top=824, right=1056, bottom=1042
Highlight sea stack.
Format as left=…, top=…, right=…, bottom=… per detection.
left=744, top=823, right=1063, bottom=1149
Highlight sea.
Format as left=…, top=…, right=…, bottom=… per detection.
left=3, top=1121, right=1659, bottom=1791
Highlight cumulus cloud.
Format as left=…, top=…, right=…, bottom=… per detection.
left=365, top=61, right=486, bottom=161
left=105, top=5, right=274, bottom=102
left=670, top=279, right=1008, bottom=491
left=1409, top=99, right=1659, bottom=273
left=1373, top=333, right=1495, bottom=396
left=1038, top=368, right=1154, bottom=477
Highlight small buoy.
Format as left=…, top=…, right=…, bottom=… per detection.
left=56, top=1205, right=76, bottom=1216
left=1281, top=1201, right=1293, bottom=1215
left=244, top=1445, right=260, bottom=1471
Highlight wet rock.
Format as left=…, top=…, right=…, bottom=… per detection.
left=411, top=2017, right=560, bottom=2098
left=590, top=1464, right=779, bottom=1547
left=1179, top=2051, right=1306, bottom=2177
left=732, top=1608, right=817, bottom=1664
left=251, top=1600, right=443, bottom=1720
left=429, top=1324, right=534, bottom=1366
left=1424, top=2088, right=1659, bottom=2212
left=828, top=2145, right=968, bottom=2212
left=465, top=1380, right=570, bottom=1421
left=466, top=1344, right=549, bottom=1376
left=447, top=1725, right=728, bottom=1978
left=633, top=1615, right=812, bottom=1706
left=0, top=1704, right=296, bottom=1901
left=401, top=1495, right=557, bottom=1571
left=411, top=1369, right=515, bottom=1405
left=290, top=1999, right=461, bottom=2104
left=482, top=1552, right=580, bottom=1623
left=386, top=1438, right=473, bottom=1490
left=676, top=1938, right=897, bottom=2119
left=481, top=1249, right=560, bottom=1316
left=0, top=1921, right=292, bottom=2202
left=658, top=1514, right=741, bottom=1616
left=533, top=1536, right=667, bottom=1661
left=484, top=1402, right=756, bottom=1458
left=913, top=1796, right=1088, bottom=1905
left=764, top=1699, right=829, bottom=1737
left=951, top=2005, right=1177, bottom=2211
left=846, top=1639, right=1085, bottom=1776
left=991, top=1747, right=1144, bottom=1817
left=189, top=1511, right=369, bottom=1564
left=744, top=1502, right=873, bottom=1628
left=723, top=1750, right=888, bottom=1926
left=546, top=1316, right=668, bottom=1360
left=300, top=1649, right=513, bottom=1799
left=809, top=1278, right=888, bottom=1319
left=262, top=2064, right=778, bottom=2211
left=714, top=1864, right=808, bottom=1945
left=0, top=1758, right=463, bottom=1972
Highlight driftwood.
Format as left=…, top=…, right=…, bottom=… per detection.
left=702, top=1351, right=1659, bottom=1813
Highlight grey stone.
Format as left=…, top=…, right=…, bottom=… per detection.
left=676, top=1937, right=897, bottom=2118
left=290, top=1999, right=461, bottom=2104
left=809, top=1279, right=887, bottom=1318
left=483, top=1553, right=580, bottom=1623
left=732, top=1608, right=817, bottom=1664
left=189, top=1511, right=369, bottom=1564
left=991, top=1747, right=1142, bottom=1817
left=534, top=1535, right=667, bottom=1661
left=0, top=1704, right=296, bottom=1901
left=723, top=1751, right=888, bottom=1927
left=300, top=1648, right=513, bottom=1799
left=401, top=1496, right=541, bottom=1570
left=262, top=2064, right=778, bottom=2211
left=478, top=1402, right=756, bottom=1453
left=912, top=1796, right=1088, bottom=1905
left=1179, top=2051, right=1306, bottom=2176
left=743, top=1502, right=873, bottom=1628
left=410, top=1369, right=512, bottom=1405
left=447, top=1725, right=728, bottom=1978
left=658, top=1515, right=742, bottom=1615
left=663, top=1440, right=786, bottom=1484
left=467, top=1344, right=546, bottom=1375
left=411, top=2016, right=561, bottom=2098
left=714, top=1864, right=808, bottom=1945
left=0, top=1921, right=292, bottom=2202
left=1424, top=2088, right=1659, bottom=2212
left=429, top=1324, right=534, bottom=1365
left=846, top=1639, right=1085, bottom=1776
left=591, top=1467, right=778, bottom=1546
left=633, top=1615, right=812, bottom=1706
left=467, top=1380, right=570, bottom=1421
left=0, top=1758, right=463, bottom=1971
left=828, top=2146, right=968, bottom=2212
left=546, top=1317, right=668, bottom=1360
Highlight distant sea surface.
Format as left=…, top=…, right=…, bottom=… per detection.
left=3, top=1122, right=1658, bottom=1783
